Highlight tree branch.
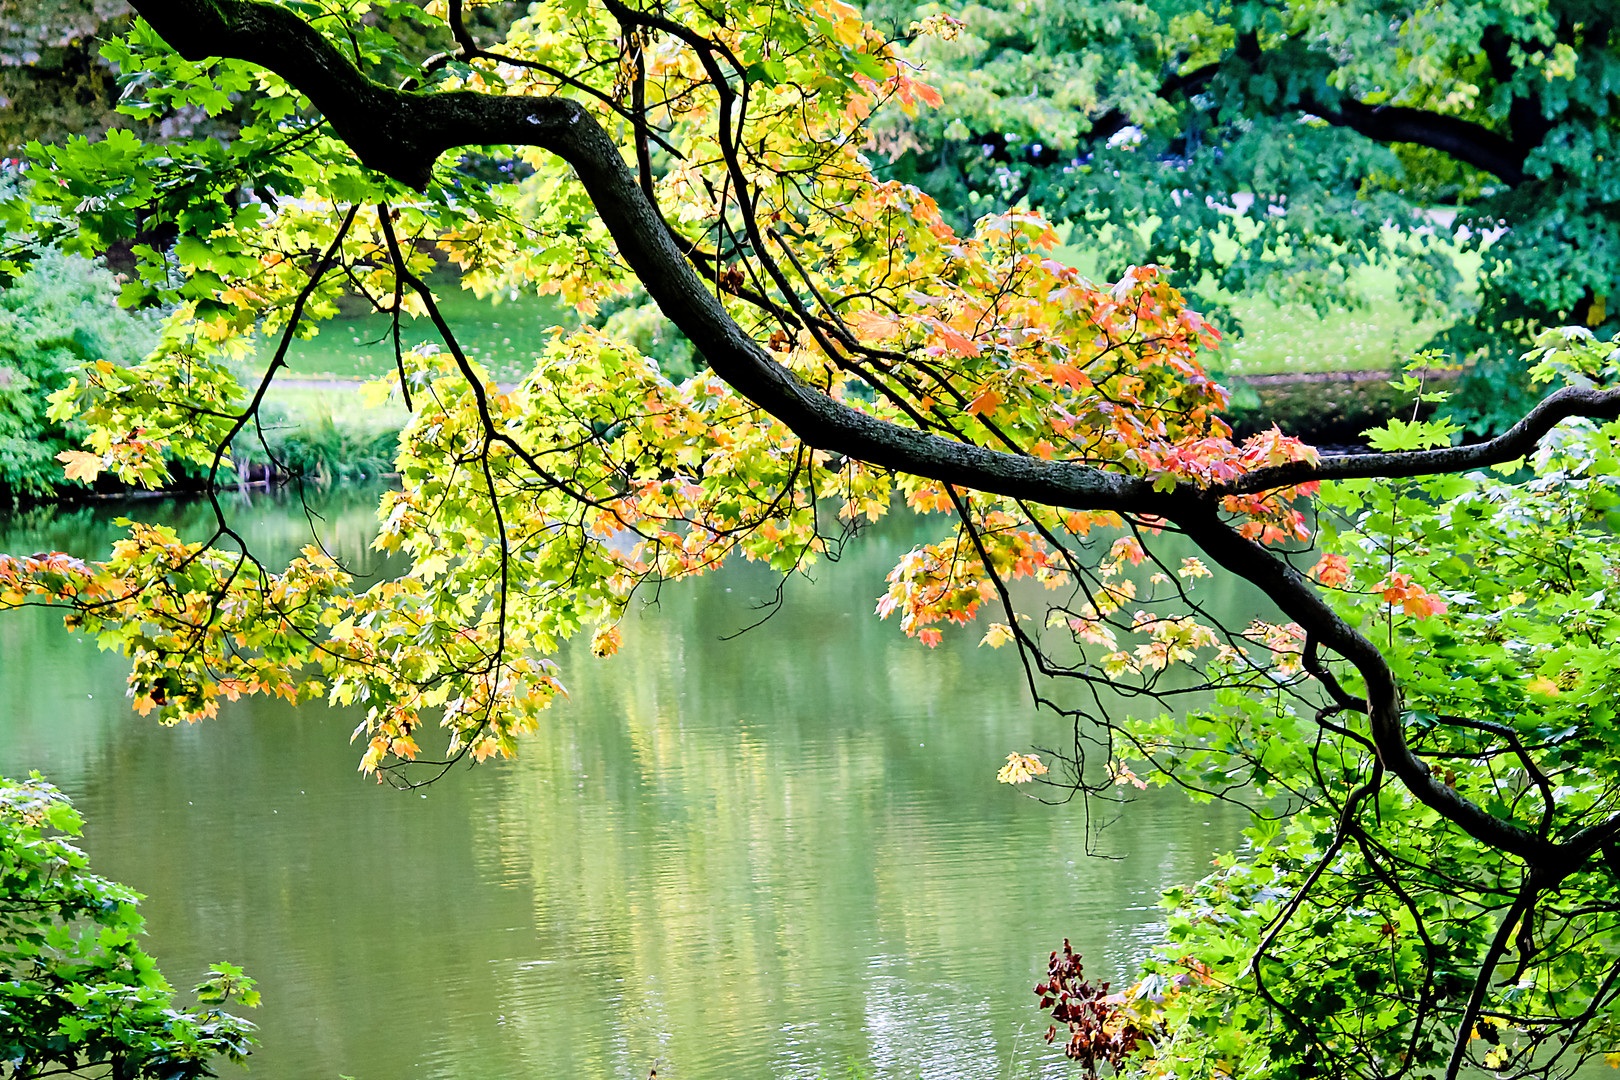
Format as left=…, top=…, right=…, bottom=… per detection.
left=1173, top=504, right=1559, bottom=866
left=126, top=0, right=1191, bottom=519
left=1226, top=385, right=1620, bottom=496
left=1305, top=95, right=1529, bottom=187
left=125, top=0, right=1590, bottom=879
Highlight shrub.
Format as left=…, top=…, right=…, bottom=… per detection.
left=0, top=248, right=156, bottom=500
left=0, top=772, right=257, bottom=1078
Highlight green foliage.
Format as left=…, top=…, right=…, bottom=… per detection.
left=7, top=4, right=1620, bottom=1078
left=0, top=247, right=156, bottom=499
left=0, top=773, right=257, bottom=1078
left=1115, top=344, right=1620, bottom=1078
left=873, top=0, right=1620, bottom=431
left=592, top=289, right=703, bottom=383
left=231, top=404, right=401, bottom=484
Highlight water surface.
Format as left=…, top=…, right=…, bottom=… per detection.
left=0, top=488, right=1248, bottom=1080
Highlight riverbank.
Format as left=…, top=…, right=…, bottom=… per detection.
left=265, top=363, right=1445, bottom=463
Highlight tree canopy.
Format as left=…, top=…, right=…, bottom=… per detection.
left=3, top=1, right=1620, bottom=1078
left=872, top=0, right=1620, bottom=428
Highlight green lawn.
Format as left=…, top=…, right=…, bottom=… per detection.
left=1210, top=278, right=1454, bottom=377
left=250, top=253, right=1474, bottom=427
left=262, top=272, right=579, bottom=384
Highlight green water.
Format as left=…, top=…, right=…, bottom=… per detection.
left=0, top=488, right=1251, bottom=1080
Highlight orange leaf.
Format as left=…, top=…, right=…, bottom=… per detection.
left=57, top=450, right=102, bottom=484
left=934, top=324, right=982, bottom=356
left=996, top=752, right=1049, bottom=784
left=850, top=309, right=900, bottom=342
left=965, top=387, right=1003, bottom=416
left=1311, top=554, right=1349, bottom=587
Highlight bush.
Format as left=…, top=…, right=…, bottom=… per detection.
left=0, top=773, right=257, bottom=1078
left=0, top=248, right=156, bottom=500
left=231, top=404, right=401, bottom=485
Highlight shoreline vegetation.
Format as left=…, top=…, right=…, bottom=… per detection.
left=5, top=252, right=1463, bottom=504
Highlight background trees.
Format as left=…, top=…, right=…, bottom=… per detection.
left=0, top=246, right=156, bottom=499
left=2, top=1, right=1619, bottom=1078
left=872, top=0, right=1620, bottom=428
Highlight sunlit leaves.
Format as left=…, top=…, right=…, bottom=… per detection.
left=996, top=751, right=1048, bottom=784
left=1107, top=408, right=1620, bottom=1080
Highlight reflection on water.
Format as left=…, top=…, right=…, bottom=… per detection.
left=0, top=487, right=1247, bottom=1080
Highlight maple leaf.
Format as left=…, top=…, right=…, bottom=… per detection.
left=849, top=310, right=900, bottom=342
left=965, top=387, right=1003, bottom=416
left=1311, top=554, right=1350, bottom=587
left=1402, top=592, right=1448, bottom=618
left=980, top=622, right=1015, bottom=648
left=590, top=624, right=622, bottom=657
left=57, top=450, right=103, bottom=484
left=933, top=323, right=982, bottom=357
left=997, top=752, right=1049, bottom=784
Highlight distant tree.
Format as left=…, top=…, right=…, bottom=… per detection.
left=0, top=0, right=135, bottom=153
left=3, top=5, right=1620, bottom=1080
left=871, top=0, right=1620, bottom=429
left=0, top=244, right=156, bottom=500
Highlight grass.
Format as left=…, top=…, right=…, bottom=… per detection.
left=264, top=270, right=579, bottom=384
left=244, top=246, right=1478, bottom=461
left=1212, top=277, right=1451, bottom=377
left=229, top=386, right=410, bottom=484
left=1050, top=219, right=1486, bottom=378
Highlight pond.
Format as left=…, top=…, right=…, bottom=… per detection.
left=0, top=486, right=1252, bottom=1080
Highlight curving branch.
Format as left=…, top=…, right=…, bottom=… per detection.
left=127, top=0, right=1194, bottom=518
left=1304, top=94, right=1529, bottom=187
left=1174, top=504, right=1558, bottom=867
left=1226, top=384, right=1620, bottom=496
left=123, top=0, right=1614, bottom=889
left=1088, top=29, right=1539, bottom=187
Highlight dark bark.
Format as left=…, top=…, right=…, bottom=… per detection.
left=1230, top=383, right=1620, bottom=494
left=1112, top=25, right=1544, bottom=186
left=1305, top=95, right=1530, bottom=187
left=124, top=0, right=1620, bottom=879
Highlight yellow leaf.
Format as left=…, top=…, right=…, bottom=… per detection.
left=57, top=450, right=102, bottom=484
left=980, top=622, right=1014, bottom=648
left=590, top=624, right=622, bottom=657
left=360, top=377, right=396, bottom=409
left=1527, top=676, right=1560, bottom=697
left=997, top=751, right=1049, bottom=784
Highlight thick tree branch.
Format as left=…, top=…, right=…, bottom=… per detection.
left=1305, top=95, right=1529, bottom=187
left=126, top=0, right=1592, bottom=879
left=126, top=0, right=1189, bottom=520
left=1095, top=33, right=1535, bottom=186
left=1225, top=385, right=1620, bottom=496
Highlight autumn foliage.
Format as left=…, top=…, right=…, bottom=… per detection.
left=5, top=3, right=1620, bottom=1080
